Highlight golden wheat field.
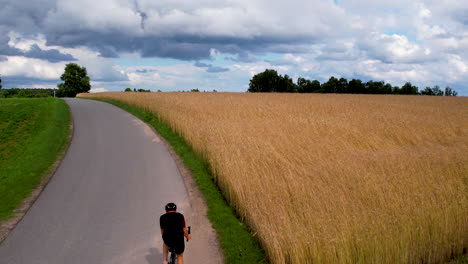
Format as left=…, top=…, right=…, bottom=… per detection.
left=80, top=92, right=467, bottom=264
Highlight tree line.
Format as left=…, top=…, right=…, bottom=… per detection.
left=0, top=88, right=57, bottom=98
left=0, top=73, right=57, bottom=98
left=0, top=73, right=55, bottom=98
left=1, top=67, right=460, bottom=97
left=248, top=69, right=458, bottom=96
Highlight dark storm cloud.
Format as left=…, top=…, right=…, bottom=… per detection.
left=0, top=0, right=54, bottom=33
left=225, top=51, right=258, bottom=63
left=206, top=66, right=229, bottom=73
left=136, top=69, right=156, bottom=73
left=139, top=39, right=213, bottom=60
left=95, top=46, right=120, bottom=58
left=43, top=30, right=124, bottom=58
left=133, top=0, right=148, bottom=30
left=194, top=61, right=211, bottom=68
left=1, top=75, right=58, bottom=88
left=0, top=27, right=76, bottom=62
left=44, top=31, right=219, bottom=60
left=130, top=34, right=311, bottom=61
left=193, top=61, right=229, bottom=73
left=38, top=3, right=317, bottom=61
left=196, top=34, right=315, bottom=56
left=0, top=0, right=320, bottom=61
left=0, top=41, right=76, bottom=62
left=0, top=43, right=18, bottom=56
left=25, top=44, right=76, bottom=62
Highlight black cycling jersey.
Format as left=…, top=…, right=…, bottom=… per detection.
left=160, top=212, right=186, bottom=254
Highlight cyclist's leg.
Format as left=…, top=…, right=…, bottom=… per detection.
left=177, top=253, right=184, bottom=264
left=174, top=238, right=185, bottom=264
left=163, top=242, right=169, bottom=264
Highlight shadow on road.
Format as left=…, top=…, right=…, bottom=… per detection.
left=145, top=247, right=163, bottom=264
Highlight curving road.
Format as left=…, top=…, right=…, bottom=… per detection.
left=0, top=98, right=221, bottom=264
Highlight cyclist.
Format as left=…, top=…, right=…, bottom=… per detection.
left=160, top=202, right=192, bottom=264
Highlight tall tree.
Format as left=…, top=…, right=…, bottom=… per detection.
left=309, top=80, right=321, bottom=93
left=0, top=74, right=2, bottom=90
left=383, top=83, right=393, bottom=94
left=297, top=77, right=308, bottom=93
left=420, top=87, right=435, bottom=95
left=444, top=86, right=458, bottom=96
left=278, top=74, right=296, bottom=93
left=348, top=79, right=365, bottom=94
left=57, top=63, right=91, bottom=97
left=399, top=82, right=419, bottom=95
left=337, top=78, right=348, bottom=93
left=321, top=76, right=339, bottom=93
left=432, top=85, right=444, bottom=96
left=366, top=80, right=387, bottom=94
left=297, top=78, right=321, bottom=93
left=248, top=69, right=281, bottom=92
left=249, top=69, right=296, bottom=93
left=421, top=85, right=444, bottom=96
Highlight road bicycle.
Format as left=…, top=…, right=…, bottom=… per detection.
left=168, top=226, right=191, bottom=264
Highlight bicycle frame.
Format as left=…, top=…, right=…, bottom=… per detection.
left=168, top=247, right=177, bottom=264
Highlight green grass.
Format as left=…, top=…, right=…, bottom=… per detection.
left=0, top=98, right=71, bottom=220
left=87, top=98, right=267, bottom=264
left=449, top=254, right=468, bottom=264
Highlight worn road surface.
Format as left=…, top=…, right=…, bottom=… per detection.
left=0, top=98, right=222, bottom=264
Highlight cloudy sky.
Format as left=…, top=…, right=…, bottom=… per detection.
left=0, top=0, right=467, bottom=94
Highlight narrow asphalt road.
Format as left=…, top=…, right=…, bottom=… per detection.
left=0, top=98, right=221, bottom=264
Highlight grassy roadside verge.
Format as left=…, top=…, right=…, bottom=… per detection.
left=0, top=98, right=71, bottom=221
left=88, top=98, right=267, bottom=263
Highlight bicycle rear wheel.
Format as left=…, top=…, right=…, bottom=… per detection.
left=169, top=249, right=177, bottom=264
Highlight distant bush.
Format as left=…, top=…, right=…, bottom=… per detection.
left=124, top=88, right=151, bottom=92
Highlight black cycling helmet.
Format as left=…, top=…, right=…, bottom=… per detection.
left=165, top=202, right=177, bottom=211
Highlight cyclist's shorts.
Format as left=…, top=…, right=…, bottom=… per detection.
left=164, top=237, right=185, bottom=255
